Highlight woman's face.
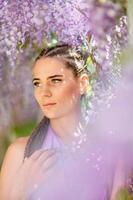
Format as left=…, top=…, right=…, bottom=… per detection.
left=32, top=57, right=85, bottom=119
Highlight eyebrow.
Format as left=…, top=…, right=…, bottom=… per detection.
left=32, top=75, right=63, bottom=82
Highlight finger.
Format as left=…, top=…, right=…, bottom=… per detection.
left=22, top=149, right=45, bottom=169
left=35, top=156, right=59, bottom=183
left=37, top=149, right=59, bottom=165
left=41, top=153, right=59, bottom=172
left=27, top=151, right=59, bottom=181
left=23, top=157, right=28, bottom=163
left=37, top=151, right=57, bottom=164
left=29, top=149, right=58, bottom=163
left=29, top=149, right=45, bottom=161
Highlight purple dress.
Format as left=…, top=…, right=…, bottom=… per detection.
left=30, top=125, right=122, bottom=200
left=41, top=125, right=65, bottom=150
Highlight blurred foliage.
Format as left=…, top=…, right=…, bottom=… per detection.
left=0, top=135, right=11, bottom=169
left=115, top=187, right=133, bottom=200
left=11, top=120, right=37, bottom=137
left=111, top=0, right=127, bottom=14
left=99, top=0, right=127, bottom=14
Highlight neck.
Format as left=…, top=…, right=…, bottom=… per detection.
left=50, top=109, right=82, bottom=144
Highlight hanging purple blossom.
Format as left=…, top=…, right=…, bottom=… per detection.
left=0, top=0, right=128, bottom=134
left=0, top=0, right=123, bottom=60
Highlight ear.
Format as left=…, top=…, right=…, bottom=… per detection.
left=78, top=73, right=89, bottom=95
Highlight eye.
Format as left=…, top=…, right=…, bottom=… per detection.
left=51, top=79, right=62, bottom=83
left=33, top=81, right=41, bottom=87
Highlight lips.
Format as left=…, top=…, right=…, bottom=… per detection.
left=43, top=103, right=56, bottom=107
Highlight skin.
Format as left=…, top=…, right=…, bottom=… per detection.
left=0, top=56, right=88, bottom=199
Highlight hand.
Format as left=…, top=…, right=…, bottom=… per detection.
left=10, top=149, right=59, bottom=200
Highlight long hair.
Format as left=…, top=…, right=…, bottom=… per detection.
left=23, top=44, right=88, bottom=160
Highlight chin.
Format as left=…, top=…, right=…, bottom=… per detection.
left=43, top=111, right=67, bottom=120
left=42, top=111, right=59, bottom=119
left=41, top=105, right=78, bottom=120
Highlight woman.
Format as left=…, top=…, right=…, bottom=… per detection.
left=0, top=44, right=89, bottom=199
left=0, top=44, right=131, bottom=200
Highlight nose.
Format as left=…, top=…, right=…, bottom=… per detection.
left=40, top=85, right=52, bottom=97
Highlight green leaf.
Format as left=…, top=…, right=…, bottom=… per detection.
left=12, top=120, right=37, bottom=137
left=115, top=188, right=133, bottom=200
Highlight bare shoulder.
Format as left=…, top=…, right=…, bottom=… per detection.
left=0, top=136, right=30, bottom=196
left=11, top=135, right=30, bottom=150
left=1, top=136, right=30, bottom=168
left=7, top=136, right=29, bottom=157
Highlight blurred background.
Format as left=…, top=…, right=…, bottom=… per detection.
left=0, top=0, right=130, bottom=168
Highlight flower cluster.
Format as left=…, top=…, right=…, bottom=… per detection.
left=0, top=0, right=123, bottom=61
left=0, top=0, right=128, bottom=133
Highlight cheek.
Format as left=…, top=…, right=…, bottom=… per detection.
left=34, top=89, right=41, bottom=103
left=56, top=83, right=80, bottom=105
